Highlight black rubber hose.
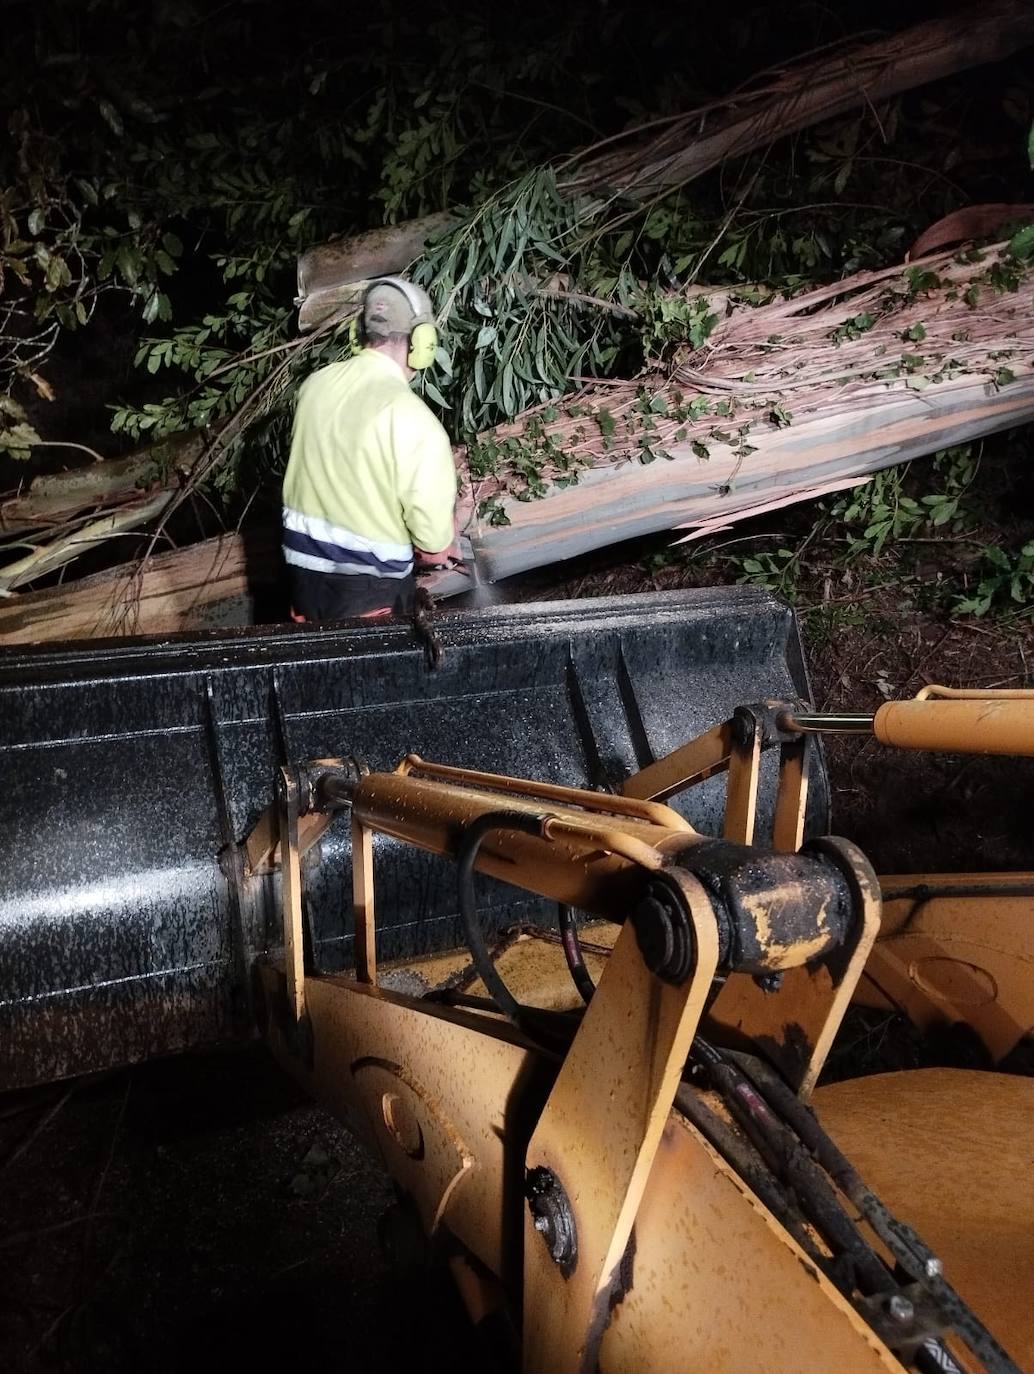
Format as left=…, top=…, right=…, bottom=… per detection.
left=456, top=810, right=550, bottom=1028
left=673, top=1083, right=826, bottom=1268
left=724, top=1049, right=1014, bottom=1374
left=557, top=903, right=597, bottom=1004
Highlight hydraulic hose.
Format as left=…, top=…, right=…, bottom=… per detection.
left=556, top=903, right=597, bottom=1004
left=455, top=809, right=552, bottom=1028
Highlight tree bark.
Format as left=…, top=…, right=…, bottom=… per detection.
left=0, top=435, right=203, bottom=538
left=454, top=371, right=1034, bottom=588
left=0, top=529, right=278, bottom=644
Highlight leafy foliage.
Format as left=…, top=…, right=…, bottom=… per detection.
left=955, top=542, right=1034, bottom=617
left=727, top=445, right=981, bottom=600
left=411, top=169, right=629, bottom=435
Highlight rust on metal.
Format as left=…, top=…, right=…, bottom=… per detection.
left=705, top=837, right=882, bottom=1097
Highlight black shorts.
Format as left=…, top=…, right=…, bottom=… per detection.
left=288, top=566, right=417, bottom=621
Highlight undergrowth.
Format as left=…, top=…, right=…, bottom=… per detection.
left=646, top=429, right=1034, bottom=625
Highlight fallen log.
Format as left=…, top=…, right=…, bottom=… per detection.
left=446, top=240, right=1034, bottom=586
left=457, top=370, right=1034, bottom=586
left=0, top=435, right=202, bottom=539
left=0, top=489, right=177, bottom=593
left=9, top=244, right=1034, bottom=637
left=296, top=1, right=1034, bottom=329
left=0, top=529, right=278, bottom=645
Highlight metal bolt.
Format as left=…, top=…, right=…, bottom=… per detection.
left=631, top=880, right=693, bottom=983
left=886, top=1294, right=915, bottom=1324
left=924, top=1256, right=943, bottom=1278
left=525, top=1167, right=577, bottom=1276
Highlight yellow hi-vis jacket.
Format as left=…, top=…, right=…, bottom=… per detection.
left=282, top=348, right=456, bottom=580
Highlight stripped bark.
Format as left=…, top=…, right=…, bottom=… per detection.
left=439, top=240, right=1034, bottom=586
left=296, top=0, right=1034, bottom=328
left=456, top=370, right=1034, bottom=586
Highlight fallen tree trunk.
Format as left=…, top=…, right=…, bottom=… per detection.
left=434, top=240, right=1034, bottom=588
left=9, top=244, right=1034, bottom=636
left=0, top=490, right=178, bottom=593
left=0, top=529, right=278, bottom=645
left=454, top=370, right=1034, bottom=587
left=0, top=435, right=202, bottom=539
left=296, top=0, right=1034, bottom=328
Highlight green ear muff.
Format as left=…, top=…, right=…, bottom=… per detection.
left=347, top=315, right=363, bottom=357
left=408, top=320, right=438, bottom=371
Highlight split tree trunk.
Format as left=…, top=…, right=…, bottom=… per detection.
left=453, top=370, right=1034, bottom=589
left=0, top=434, right=204, bottom=589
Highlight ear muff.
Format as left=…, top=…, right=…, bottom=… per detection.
left=347, top=314, right=363, bottom=357
left=365, top=275, right=438, bottom=370
left=407, top=320, right=438, bottom=371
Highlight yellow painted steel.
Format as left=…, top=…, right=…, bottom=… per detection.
left=350, top=768, right=693, bottom=919
left=600, top=1114, right=903, bottom=1374
left=874, top=697, right=1034, bottom=755
left=815, top=1069, right=1034, bottom=1369
left=254, top=679, right=1034, bottom=1373
left=522, top=877, right=719, bottom=1374
left=261, top=961, right=906, bottom=1374
left=859, top=872, right=1034, bottom=1062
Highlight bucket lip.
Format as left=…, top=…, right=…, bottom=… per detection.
left=0, top=586, right=792, bottom=683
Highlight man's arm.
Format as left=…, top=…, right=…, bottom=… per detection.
left=392, top=399, right=458, bottom=561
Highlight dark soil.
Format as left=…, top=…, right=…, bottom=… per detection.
left=0, top=1051, right=483, bottom=1374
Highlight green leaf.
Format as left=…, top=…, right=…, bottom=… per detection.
left=115, top=246, right=140, bottom=287
left=596, top=409, right=616, bottom=440
left=162, top=232, right=184, bottom=258
left=98, top=99, right=125, bottom=137
left=1007, top=224, right=1034, bottom=261
left=27, top=207, right=44, bottom=236
left=423, top=380, right=451, bottom=410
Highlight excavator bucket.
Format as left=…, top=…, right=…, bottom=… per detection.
left=0, top=588, right=826, bottom=1091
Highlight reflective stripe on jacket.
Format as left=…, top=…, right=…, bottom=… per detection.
left=282, top=348, right=455, bottom=579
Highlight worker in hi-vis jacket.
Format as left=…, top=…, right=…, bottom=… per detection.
left=281, top=276, right=459, bottom=622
